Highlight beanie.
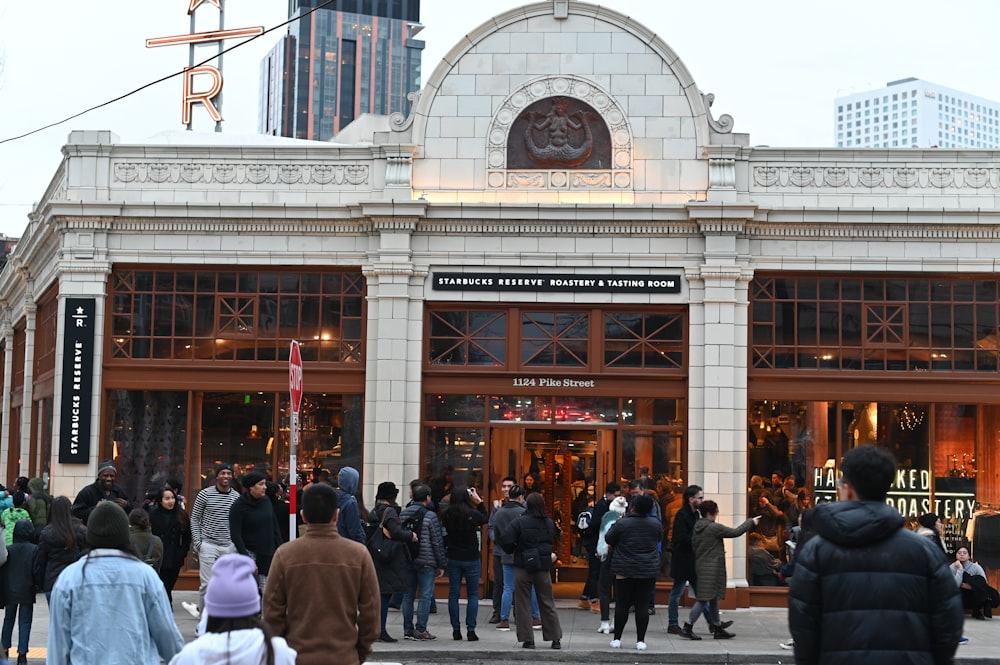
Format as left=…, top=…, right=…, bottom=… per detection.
left=205, top=554, right=261, bottom=618
left=97, top=459, right=117, bottom=476
left=86, top=502, right=131, bottom=549
left=214, top=462, right=233, bottom=475
left=918, top=513, right=939, bottom=530
left=242, top=471, right=267, bottom=490
left=375, top=481, right=399, bottom=501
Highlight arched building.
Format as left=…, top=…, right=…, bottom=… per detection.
left=3, top=1, right=999, bottom=601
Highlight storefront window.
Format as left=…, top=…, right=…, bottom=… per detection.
left=423, top=426, right=486, bottom=504
left=106, top=390, right=189, bottom=506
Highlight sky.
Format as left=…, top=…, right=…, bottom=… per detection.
left=2, top=0, right=1000, bottom=237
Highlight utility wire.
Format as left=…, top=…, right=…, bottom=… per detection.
left=0, top=0, right=339, bottom=146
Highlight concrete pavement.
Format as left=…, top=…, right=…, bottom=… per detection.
left=12, top=591, right=1000, bottom=663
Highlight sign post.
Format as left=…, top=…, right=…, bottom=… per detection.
left=288, top=340, right=303, bottom=541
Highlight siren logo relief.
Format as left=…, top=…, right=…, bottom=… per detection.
left=523, top=97, right=594, bottom=167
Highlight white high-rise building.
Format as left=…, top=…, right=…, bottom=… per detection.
left=834, top=77, right=1000, bottom=149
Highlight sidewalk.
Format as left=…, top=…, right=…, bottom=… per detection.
left=14, top=591, right=1000, bottom=663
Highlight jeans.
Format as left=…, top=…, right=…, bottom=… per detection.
left=581, top=546, right=600, bottom=601
left=402, top=565, right=437, bottom=632
left=688, top=597, right=720, bottom=628
left=447, top=558, right=481, bottom=631
left=500, top=562, right=539, bottom=620
left=2, top=602, right=32, bottom=655
left=668, top=576, right=710, bottom=627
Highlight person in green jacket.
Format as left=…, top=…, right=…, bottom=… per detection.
left=1, top=493, right=31, bottom=546
left=24, top=478, right=52, bottom=535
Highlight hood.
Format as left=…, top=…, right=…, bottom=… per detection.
left=811, top=501, right=904, bottom=547
left=13, top=519, right=34, bottom=542
left=28, top=477, right=47, bottom=495
left=693, top=517, right=711, bottom=535
left=177, top=628, right=284, bottom=663
left=337, top=467, right=359, bottom=495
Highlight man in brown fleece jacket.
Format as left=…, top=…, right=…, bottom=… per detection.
left=264, top=483, right=380, bottom=665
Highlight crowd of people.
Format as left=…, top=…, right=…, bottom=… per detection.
left=0, top=452, right=994, bottom=662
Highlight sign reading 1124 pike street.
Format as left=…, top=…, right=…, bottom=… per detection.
left=59, top=298, right=96, bottom=464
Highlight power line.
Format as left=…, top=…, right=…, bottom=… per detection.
left=0, top=0, right=338, bottom=146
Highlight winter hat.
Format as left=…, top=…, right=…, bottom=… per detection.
left=205, top=554, right=261, bottom=618
left=86, top=501, right=131, bottom=549
left=376, top=481, right=399, bottom=501
left=97, top=459, right=117, bottom=476
left=214, top=462, right=233, bottom=475
left=609, top=496, right=628, bottom=514
left=241, top=471, right=267, bottom=490
left=918, top=513, right=939, bottom=530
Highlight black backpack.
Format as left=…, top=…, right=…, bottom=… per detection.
left=400, top=506, right=427, bottom=561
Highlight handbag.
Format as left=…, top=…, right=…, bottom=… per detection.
left=521, top=546, right=542, bottom=572
left=366, top=508, right=399, bottom=564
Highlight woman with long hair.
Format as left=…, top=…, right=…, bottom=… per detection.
left=604, top=494, right=661, bottom=650
left=169, top=553, right=295, bottom=664
left=498, top=492, right=563, bottom=650
left=48, top=501, right=184, bottom=663
left=440, top=485, right=488, bottom=641
left=31, top=496, right=87, bottom=604
left=368, top=481, right=418, bottom=643
left=149, top=486, right=192, bottom=604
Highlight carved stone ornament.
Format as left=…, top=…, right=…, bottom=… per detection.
left=112, top=162, right=370, bottom=186
left=488, top=75, right=632, bottom=190
left=751, top=165, right=1000, bottom=190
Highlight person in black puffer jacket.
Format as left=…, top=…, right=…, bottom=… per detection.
left=789, top=445, right=963, bottom=665
left=149, top=486, right=192, bottom=604
left=229, top=472, right=283, bottom=594
left=369, top=482, right=417, bottom=643
left=32, top=496, right=88, bottom=603
left=498, top=492, right=563, bottom=650
left=604, top=494, right=661, bottom=650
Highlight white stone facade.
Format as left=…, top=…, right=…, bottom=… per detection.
left=3, top=1, right=1000, bottom=602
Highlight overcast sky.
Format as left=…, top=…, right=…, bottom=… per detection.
left=2, top=0, right=1000, bottom=237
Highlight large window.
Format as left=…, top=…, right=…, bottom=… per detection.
left=426, top=305, right=686, bottom=374
left=751, top=275, right=1000, bottom=372
left=109, top=269, right=364, bottom=363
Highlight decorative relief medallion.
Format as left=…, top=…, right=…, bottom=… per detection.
left=111, top=162, right=371, bottom=186
left=823, top=167, right=848, bottom=187
left=859, top=167, right=883, bottom=187
left=789, top=167, right=815, bottom=187
left=487, top=74, right=632, bottom=191
left=965, top=168, right=989, bottom=188
left=893, top=168, right=918, bottom=188
left=928, top=168, right=954, bottom=188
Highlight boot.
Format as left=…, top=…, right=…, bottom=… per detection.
left=680, top=622, right=702, bottom=640
left=713, top=627, right=735, bottom=639
left=17, top=654, right=27, bottom=665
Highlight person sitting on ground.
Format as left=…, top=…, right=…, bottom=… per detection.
left=169, top=553, right=296, bottom=664
left=748, top=532, right=783, bottom=586
left=951, top=546, right=995, bottom=620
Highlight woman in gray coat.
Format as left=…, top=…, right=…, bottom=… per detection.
left=681, top=500, right=759, bottom=641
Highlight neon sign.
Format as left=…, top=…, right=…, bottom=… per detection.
left=146, top=0, right=264, bottom=128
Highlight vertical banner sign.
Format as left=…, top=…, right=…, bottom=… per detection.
left=59, top=298, right=96, bottom=464
left=288, top=340, right=303, bottom=540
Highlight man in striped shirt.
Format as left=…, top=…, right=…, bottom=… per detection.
left=183, top=462, right=240, bottom=619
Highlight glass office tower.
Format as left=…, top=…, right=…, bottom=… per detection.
left=260, top=0, right=423, bottom=140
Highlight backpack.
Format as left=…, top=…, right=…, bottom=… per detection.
left=576, top=507, right=594, bottom=533
left=131, top=536, right=157, bottom=568
left=400, top=506, right=427, bottom=561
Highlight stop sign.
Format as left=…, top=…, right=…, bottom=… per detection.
left=289, top=340, right=303, bottom=413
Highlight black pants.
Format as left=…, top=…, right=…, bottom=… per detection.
left=492, top=555, right=503, bottom=613
left=159, top=566, right=182, bottom=603
left=599, top=556, right=615, bottom=621
left=613, top=577, right=655, bottom=642
left=581, top=546, right=600, bottom=600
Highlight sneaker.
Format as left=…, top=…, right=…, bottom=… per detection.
left=181, top=601, right=200, bottom=619
left=598, top=621, right=611, bottom=634
left=379, top=630, right=398, bottom=643
left=403, top=629, right=417, bottom=640
left=779, top=639, right=795, bottom=650
left=959, top=636, right=969, bottom=645
left=610, top=639, right=622, bottom=648
left=532, top=617, right=542, bottom=630
left=412, top=630, right=436, bottom=641
left=496, top=620, right=511, bottom=631
left=488, top=613, right=501, bottom=624
left=550, top=640, right=561, bottom=650
left=667, top=625, right=683, bottom=635
left=636, top=641, right=647, bottom=651
left=453, top=630, right=463, bottom=640
left=578, top=598, right=592, bottom=610
left=467, top=631, right=479, bottom=641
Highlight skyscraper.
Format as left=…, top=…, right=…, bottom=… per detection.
left=834, top=77, right=1000, bottom=149
left=260, top=0, right=423, bottom=141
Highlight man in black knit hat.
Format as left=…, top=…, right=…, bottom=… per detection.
left=71, top=459, right=130, bottom=524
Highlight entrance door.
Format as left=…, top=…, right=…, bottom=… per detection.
left=489, top=427, right=615, bottom=566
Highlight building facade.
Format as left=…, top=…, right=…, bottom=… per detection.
left=835, top=77, right=1000, bottom=149
left=5, top=1, right=1000, bottom=602
left=259, top=0, right=423, bottom=141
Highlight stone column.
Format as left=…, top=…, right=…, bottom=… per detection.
left=0, top=309, right=13, bottom=463
left=361, top=203, right=427, bottom=504
left=18, top=290, right=36, bottom=478
left=686, top=204, right=755, bottom=593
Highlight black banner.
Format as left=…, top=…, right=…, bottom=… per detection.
left=432, top=272, right=682, bottom=294
left=59, top=298, right=95, bottom=464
